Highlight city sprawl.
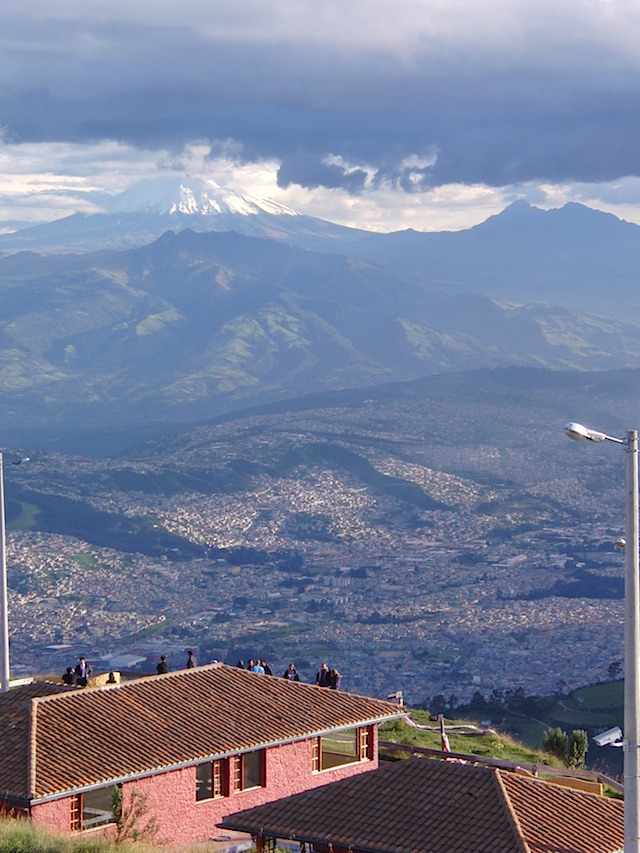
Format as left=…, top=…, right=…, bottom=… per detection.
left=4, top=374, right=631, bottom=704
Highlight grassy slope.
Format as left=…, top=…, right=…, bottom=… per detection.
left=379, top=710, right=558, bottom=766
left=453, top=681, right=623, bottom=754
left=0, top=820, right=214, bottom=853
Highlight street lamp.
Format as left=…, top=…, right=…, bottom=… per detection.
left=0, top=453, right=29, bottom=693
left=564, top=421, right=639, bottom=853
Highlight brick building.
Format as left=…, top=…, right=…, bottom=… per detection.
left=0, top=663, right=401, bottom=844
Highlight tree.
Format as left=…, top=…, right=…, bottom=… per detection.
left=542, top=727, right=589, bottom=768
left=505, top=686, right=527, bottom=711
left=112, top=785, right=160, bottom=845
left=542, top=727, right=570, bottom=763
left=568, top=729, right=589, bottom=768
left=608, top=660, right=623, bottom=681
left=489, top=688, right=505, bottom=708
left=429, top=694, right=447, bottom=715
left=469, top=691, right=487, bottom=709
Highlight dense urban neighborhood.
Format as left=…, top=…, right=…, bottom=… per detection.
left=4, top=383, right=627, bottom=707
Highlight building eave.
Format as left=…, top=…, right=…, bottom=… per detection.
left=29, top=711, right=400, bottom=805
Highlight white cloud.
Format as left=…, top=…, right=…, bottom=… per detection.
left=0, top=0, right=637, bottom=195
left=2, top=139, right=640, bottom=234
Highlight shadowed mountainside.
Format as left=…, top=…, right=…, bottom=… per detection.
left=2, top=225, right=640, bottom=452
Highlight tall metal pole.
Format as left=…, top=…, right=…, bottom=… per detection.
left=0, top=452, right=9, bottom=693
left=626, top=429, right=640, bottom=853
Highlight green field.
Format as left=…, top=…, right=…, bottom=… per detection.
left=11, top=500, right=40, bottom=531
left=379, top=711, right=558, bottom=767
left=453, top=680, right=624, bottom=771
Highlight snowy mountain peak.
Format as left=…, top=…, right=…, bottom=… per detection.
left=101, top=176, right=298, bottom=218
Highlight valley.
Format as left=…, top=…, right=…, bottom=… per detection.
left=1, top=189, right=638, bottom=714
left=4, top=367, right=631, bottom=707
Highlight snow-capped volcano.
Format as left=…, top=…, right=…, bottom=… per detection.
left=100, top=176, right=298, bottom=217
left=0, top=175, right=362, bottom=254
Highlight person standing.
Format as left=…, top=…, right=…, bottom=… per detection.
left=249, top=660, right=265, bottom=674
left=283, top=663, right=300, bottom=682
left=186, top=649, right=197, bottom=668
left=74, top=657, right=92, bottom=687
left=316, top=662, right=330, bottom=687
left=329, top=668, right=342, bottom=690
left=156, top=655, right=169, bottom=674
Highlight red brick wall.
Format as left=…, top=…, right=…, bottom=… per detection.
left=30, top=729, right=378, bottom=844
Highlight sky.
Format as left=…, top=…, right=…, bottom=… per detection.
left=1, top=0, right=640, bottom=233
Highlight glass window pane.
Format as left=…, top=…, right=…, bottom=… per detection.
left=243, top=750, right=264, bottom=789
left=196, top=763, right=212, bottom=801
left=320, top=728, right=358, bottom=769
left=82, top=787, right=115, bottom=829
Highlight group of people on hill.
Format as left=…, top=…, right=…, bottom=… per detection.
left=156, top=649, right=197, bottom=674
left=315, top=661, right=342, bottom=690
left=282, top=660, right=342, bottom=689
left=236, top=658, right=273, bottom=675
left=61, top=657, right=92, bottom=687
left=65, top=648, right=342, bottom=689
left=238, top=658, right=342, bottom=689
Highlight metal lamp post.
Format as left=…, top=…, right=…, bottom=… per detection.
left=0, top=452, right=29, bottom=693
left=0, top=452, right=8, bottom=693
left=564, top=422, right=640, bottom=853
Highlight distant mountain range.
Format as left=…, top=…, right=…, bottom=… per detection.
left=1, top=177, right=640, bottom=452
left=0, top=176, right=357, bottom=255
left=343, top=200, right=640, bottom=322
left=1, top=178, right=639, bottom=322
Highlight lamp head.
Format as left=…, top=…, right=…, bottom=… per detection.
left=564, top=422, right=607, bottom=442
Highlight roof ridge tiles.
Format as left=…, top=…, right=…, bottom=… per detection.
left=493, top=768, right=533, bottom=853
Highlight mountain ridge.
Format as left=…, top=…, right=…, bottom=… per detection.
left=1, top=225, right=640, bottom=452
left=2, top=180, right=639, bottom=321
left=1, top=182, right=640, bottom=450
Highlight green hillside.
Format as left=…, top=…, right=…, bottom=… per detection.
left=447, top=680, right=624, bottom=772
left=379, top=710, right=558, bottom=767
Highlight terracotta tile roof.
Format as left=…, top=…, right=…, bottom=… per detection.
left=499, top=770, right=624, bottom=853
left=0, top=682, right=70, bottom=801
left=0, top=664, right=400, bottom=802
left=219, top=757, right=625, bottom=853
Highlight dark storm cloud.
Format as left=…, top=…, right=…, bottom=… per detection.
left=1, top=1, right=639, bottom=192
